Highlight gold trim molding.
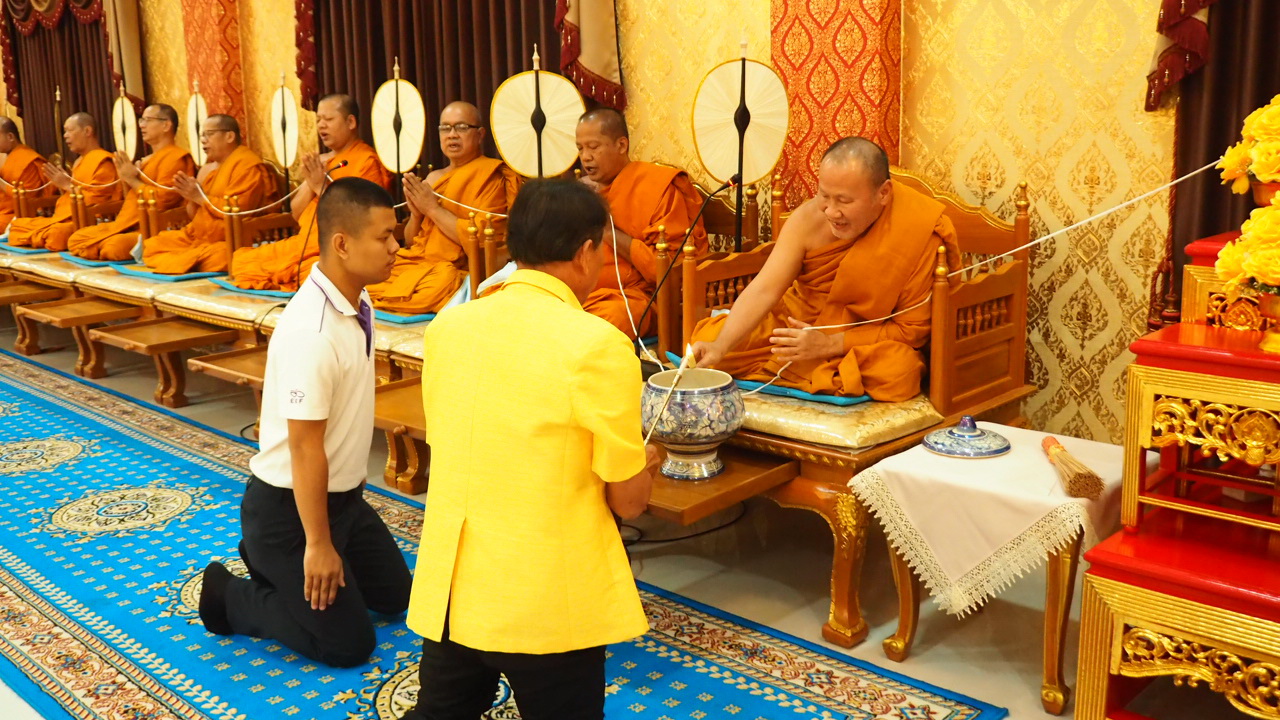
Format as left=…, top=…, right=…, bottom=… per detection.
left=1150, top=396, right=1280, bottom=465
left=1120, top=627, right=1280, bottom=718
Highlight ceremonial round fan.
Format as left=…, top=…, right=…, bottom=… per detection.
left=691, top=53, right=788, bottom=250
left=111, top=93, right=138, bottom=160
left=490, top=49, right=585, bottom=178
left=186, top=85, right=209, bottom=166
left=269, top=81, right=300, bottom=169
left=371, top=63, right=426, bottom=174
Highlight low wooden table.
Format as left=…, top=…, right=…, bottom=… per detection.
left=373, top=377, right=429, bottom=495
left=89, top=317, right=238, bottom=407
left=16, top=296, right=143, bottom=378
left=0, top=278, right=64, bottom=355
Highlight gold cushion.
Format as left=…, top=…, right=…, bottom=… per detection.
left=741, top=393, right=944, bottom=450
left=10, top=256, right=113, bottom=284
left=155, top=282, right=288, bottom=325
left=0, top=253, right=15, bottom=269
left=76, top=271, right=204, bottom=300
left=389, top=332, right=426, bottom=359
left=258, top=309, right=427, bottom=354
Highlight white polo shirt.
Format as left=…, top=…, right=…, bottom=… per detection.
left=249, top=266, right=376, bottom=492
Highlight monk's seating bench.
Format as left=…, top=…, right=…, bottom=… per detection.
left=741, top=393, right=944, bottom=451
left=3, top=255, right=116, bottom=359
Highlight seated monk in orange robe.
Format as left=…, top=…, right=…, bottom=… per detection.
left=575, top=108, right=707, bottom=340
left=690, top=137, right=959, bottom=403
left=9, top=113, right=119, bottom=251
left=367, top=101, right=520, bottom=314
left=230, top=93, right=391, bottom=291
left=67, top=104, right=194, bottom=260
left=0, top=117, right=51, bottom=232
left=142, top=114, right=275, bottom=274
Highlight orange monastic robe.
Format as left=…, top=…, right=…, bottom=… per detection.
left=367, top=156, right=520, bottom=314
left=230, top=140, right=391, bottom=291
left=690, top=181, right=960, bottom=402
left=586, top=161, right=708, bottom=340
left=8, top=148, right=117, bottom=251
left=66, top=145, right=194, bottom=260
left=142, top=144, right=274, bottom=274
left=0, top=144, right=49, bottom=231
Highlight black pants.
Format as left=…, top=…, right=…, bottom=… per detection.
left=400, top=623, right=606, bottom=720
left=224, top=475, right=411, bottom=667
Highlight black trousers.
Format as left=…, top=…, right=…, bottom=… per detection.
left=400, top=623, right=606, bottom=720
left=224, top=475, right=411, bottom=668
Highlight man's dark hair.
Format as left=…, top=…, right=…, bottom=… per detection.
left=205, top=114, right=242, bottom=143
left=151, top=103, right=180, bottom=131
left=821, top=136, right=890, bottom=186
left=320, top=93, right=359, bottom=120
left=317, top=177, right=395, bottom=255
left=507, top=178, right=608, bottom=265
left=578, top=108, right=629, bottom=140
left=0, top=117, right=18, bottom=139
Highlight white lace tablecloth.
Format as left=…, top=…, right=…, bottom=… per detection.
left=848, top=422, right=1127, bottom=616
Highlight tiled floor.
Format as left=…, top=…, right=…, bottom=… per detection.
left=0, top=321, right=1229, bottom=718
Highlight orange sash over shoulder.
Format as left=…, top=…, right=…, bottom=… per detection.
left=584, top=160, right=708, bottom=339
left=8, top=148, right=118, bottom=251
left=690, top=180, right=959, bottom=401
left=142, top=144, right=274, bottom=274
left=230, top=141, right=391, bottom=291
left=66, top=145, right=194, bottom=260
left=0, top=144, right=49, bottom=230
left=367, top=156, right=520, bottom=315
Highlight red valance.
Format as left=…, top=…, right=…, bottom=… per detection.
left=5, top=0, right=101, bottom=37
left=1146, top=0, right=1218, bottom=111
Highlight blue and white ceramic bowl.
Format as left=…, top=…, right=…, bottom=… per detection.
left=641, top=368, right=744, bottom=480
left=921, top=415, right=1011, bottom=458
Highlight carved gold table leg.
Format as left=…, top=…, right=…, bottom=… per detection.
left=13, top=311, right=41, bottom=355
left=71, top=325, right=107, bottom=379
left=396, top=437, right=429, bottom=495
left=158, top=351, right=188, bottom=408
left=883, top=545, right=920, bottom=662
left=385, top=429, right=408, bottom=488
left=1041, top=532, right=1083, bottom=714
left=767, top=477, right=869, bottom=648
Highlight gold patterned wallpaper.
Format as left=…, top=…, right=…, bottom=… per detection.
left=900, top=0, right=1176, bottom=442
left=137, top=0, right=314, bottom=168
left=615, top=0, right=773, bottom=197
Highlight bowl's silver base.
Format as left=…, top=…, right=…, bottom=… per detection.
left=661, top=450, right=725, bottom=481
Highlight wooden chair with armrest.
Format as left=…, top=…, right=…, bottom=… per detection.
left=70, top=186, right=125, bottom=230
left=14, top=181, right=58, bottom=219
left=653, top=167, right=1035, bottom=649
left=460, top=212, right=508, bottom=298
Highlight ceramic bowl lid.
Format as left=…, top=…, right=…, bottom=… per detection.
left=922, top=415, right=1010, bottom=458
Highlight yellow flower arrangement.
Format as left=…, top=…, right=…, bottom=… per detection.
left=1217, top=197, right=1280, bottom=298
left=1219, top=95, right=1280, bottom=192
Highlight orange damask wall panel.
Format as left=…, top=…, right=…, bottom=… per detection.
left=770, top=0, right=901, bottom=209
left=180, top=0, right=246, bottom=127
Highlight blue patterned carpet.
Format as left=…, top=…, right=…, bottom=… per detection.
left=0, top=349, right=1006, bottom=720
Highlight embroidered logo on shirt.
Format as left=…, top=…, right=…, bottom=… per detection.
left=289, top=390, right=305, bottom=404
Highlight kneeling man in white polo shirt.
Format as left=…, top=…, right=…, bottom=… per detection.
left=198, top=177, right=411, bottom=668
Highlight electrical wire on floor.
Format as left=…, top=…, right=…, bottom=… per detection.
left=621, top=502, right=748, bottom=548
left=238, top=422, right=258, bottom=442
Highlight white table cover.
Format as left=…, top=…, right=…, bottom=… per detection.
left=849, top=422, right=1128, bottom=616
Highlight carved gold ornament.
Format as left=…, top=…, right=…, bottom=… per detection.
left=1119, top=627, right=1280, bottom=719
left=1150, top=396, right=1280, bottom=466
left=1208, top=292, right=1269, bottom=332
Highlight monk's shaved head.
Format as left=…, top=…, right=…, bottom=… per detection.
left=205, top=114, right=241, bottom=143
left=0, top=117, right=19, bottom=138
left=578, top=108, right=628, bottom=140
left=320, top=93, right=359, bottom=119
left=68, top=112, right=97, bottom=133
left=150, top=104, right=179, bottom=130
left=821, top=137, right=889, bottom=187
left=440, top=101, right=481, bottom=127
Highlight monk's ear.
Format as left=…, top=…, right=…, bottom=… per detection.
left=877, top=179, right=892, bottom=206
left=617, top=135, right=629, bottom=156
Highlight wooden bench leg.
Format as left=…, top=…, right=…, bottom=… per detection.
left=385, top=431, right=408, bottom=487
left=71, top=325, right=108, bottom=379
left=14, top=311, right=41, bottom=355
left=1042, top=533, right=1083, bottom=714
left=158, top=351, right=188, bottom=408
left=767, top=478, right=869, bottom=648
left=883, top=545, right=921, bottom=662
left=396, top=438, right=429, bottom=495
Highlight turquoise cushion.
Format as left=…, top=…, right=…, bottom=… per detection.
left=664, top=351, right=871, bottom=406
left=114, top=264, right=223, bottom=282
left=210, top=277, right=295, bottom=298
left=59, top=252, right=129, bottom=268
left=0, top=241, right=49, bottom=255
left=374, top=309, right=435, bottom=324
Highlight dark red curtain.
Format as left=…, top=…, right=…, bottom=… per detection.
left=1154, top=0, right=1280, bottom=324
left=2, top=0, right=115, bottom=157
left=299, top=0, right=559, bottom=169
